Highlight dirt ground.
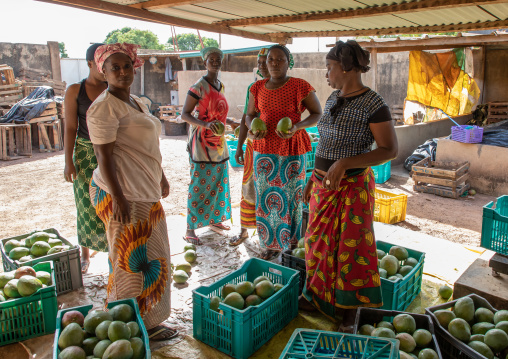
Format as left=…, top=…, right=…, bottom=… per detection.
left=0, top=134, right=495, bottom=246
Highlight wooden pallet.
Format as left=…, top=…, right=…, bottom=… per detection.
left=37, top=119, right=62, bottom=152
left=159, top=105, right=183, bottom=122
left=0, top=65, right=15, bottom=86
left=487, top=101, right=508, bottom=124
left=412, top=157, right=470, bottom=199
left=0, top=124, right=32, bottom=161
left=0, top=83, right=23, bottom=106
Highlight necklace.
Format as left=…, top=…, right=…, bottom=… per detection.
left=339, top=87, right=367, bottom=98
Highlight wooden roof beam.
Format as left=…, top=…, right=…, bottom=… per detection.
left=216, top=0, right=508, bottom=27
left=129, top=0, right=216, bottom=10
left=270, top=19, right=508, bottom=39
left=35, top=0, right=275, bottom=42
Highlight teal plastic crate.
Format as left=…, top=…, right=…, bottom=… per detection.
left=193, top=258, right=300, bottom=359
left=354, top=308, right=442, bottom=358
left=228, top=144, right=247, bottom=168
left=53, top=298, right=151, bottom=359
left=0, top=261, right=57, bottom=346
left=372, top=161, right=391, bottom=184
left=306, top=141, right=319, bottom=172
left=481, top=195, right=508, bottom=255
left=0, top=228, right=82, bottom=295
left=279, top=329, right=399, bottom=359
left=377, top=241, right=425, bottom=311
left=306, top=127, right=319, bottom=135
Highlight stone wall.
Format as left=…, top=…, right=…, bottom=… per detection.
left=0, top=42, right=55, bottom=78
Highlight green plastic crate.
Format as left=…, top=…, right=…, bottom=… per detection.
left=377, top=241, right=425, bottom=311
left=0, top=261, right=57, bottom=346
left=279, top=329, right=399, bottom=359
left=306, top=141, right=319, bottom=172
left=481, top=195, right=508, bottom=255
left=354, top=307, right=442, bottom=358
left=372, top=161, right=391, bottom=184
left=193, top=258, right=300, bottom=359
left=53, top=298, right=151, bottom=359
left=0, top=228, right=82, bottom=295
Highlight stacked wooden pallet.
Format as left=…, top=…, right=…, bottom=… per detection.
left=487, top=101, right=508, bottom=124
left=412, top=158, right=470, bottom=199
left=159, top=105, right=183, bottom=122
left=28, top=102, right=62, bottom=152
left=22, top=80, right=66, bottom=97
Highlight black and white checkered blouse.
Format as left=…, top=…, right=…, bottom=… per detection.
left=315, top=89, right=391, bottom=170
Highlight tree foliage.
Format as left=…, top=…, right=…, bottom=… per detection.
left=59, top=42, right=69, bottom=58
left=104, top=28, right=165, bottom=50
left=167, top=33, right=219, bottom=50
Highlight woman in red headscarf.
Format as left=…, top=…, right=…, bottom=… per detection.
left=87, top=43, right=177, bottom=341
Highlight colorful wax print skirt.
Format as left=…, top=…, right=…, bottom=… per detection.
left=302, top=169, right=383, bottom=319
left=90, top=180, right=171, bottom=330
left=187, top=158, right=232, bottom=230
left=253, top=152, right=306, bottom=251
left=73, top=137, right=107, bottom=251
left=240, top=140, right=256, bottom=229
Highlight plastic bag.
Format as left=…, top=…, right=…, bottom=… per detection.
left=404, top=138, right=439, bottom=171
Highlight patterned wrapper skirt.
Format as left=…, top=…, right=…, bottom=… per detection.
left=253, top=152, right=306, bottom=251
left=302, top=169, right=383, bottom=319
left=72, top=137, right=107, bottom=252
left=240, top=139, right=256, bottom=229
left=90, top=180, right=171, bottom=330
left=187, top=158, right=232, bottom=230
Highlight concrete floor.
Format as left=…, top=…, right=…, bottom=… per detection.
left=4, top=208, right=491, bottom=359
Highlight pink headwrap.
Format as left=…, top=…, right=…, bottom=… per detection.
left=94, top=43, right=144, bottom=74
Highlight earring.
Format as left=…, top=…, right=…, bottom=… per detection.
left=343, top=71, right=347, bottom=74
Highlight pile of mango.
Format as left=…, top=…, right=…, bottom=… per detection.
left=57, top=303, right=145, bottom=359
left=290, top=238, right=306, bottom=259
left=172, top=244, right=197, bottom=285
left=378, top=245, right=418, bottom=282
left=433, top=296, right=508, bottom=358
left=358, top=313, right=438, bottom=359
left=4, top=230, right=70, bottom=263
left=208, top=275, right=284, bottom=312
left=0, top=265, right=51, bottom=301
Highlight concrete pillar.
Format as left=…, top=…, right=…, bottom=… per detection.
left=140, top=63, right=145, bottom=95
left=47, top=41, right=62, bottom=81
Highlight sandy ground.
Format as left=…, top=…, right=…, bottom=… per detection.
left=0, top=135, right=495, bottom=245
left=0, top=135, right=497, bottom=358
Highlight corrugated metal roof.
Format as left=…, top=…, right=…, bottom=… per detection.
left=40, top=0, right=508, bottom=43
left=179, top=45, right=269, bottom=58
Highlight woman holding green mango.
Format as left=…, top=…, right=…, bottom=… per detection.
left=245, top=45, right=322, bottom=260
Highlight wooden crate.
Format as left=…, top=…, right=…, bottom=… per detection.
left=487, top=101, right=508, bottom=124
left=36, top=119, right=62, bottom=152
left=0, top=65, right=15, bottom=86
left=0, top=124, right=32, bottom=161
left=159, top=105, right=183, bottom=122
left=412, top=157, right=470, bottom=199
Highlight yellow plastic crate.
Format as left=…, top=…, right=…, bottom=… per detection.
left=374, top=189, right=407, bottom=224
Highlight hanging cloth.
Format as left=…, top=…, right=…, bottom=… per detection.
left=165, top=58, right=173, bottom=82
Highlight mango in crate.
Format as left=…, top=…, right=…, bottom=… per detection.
left=223, top=292, right=244, bottom=310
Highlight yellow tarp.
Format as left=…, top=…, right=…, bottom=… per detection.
left=406, top=50, right=480, bottom=116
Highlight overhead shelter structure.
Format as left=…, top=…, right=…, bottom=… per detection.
left=36, top=0, right=508, bottom=44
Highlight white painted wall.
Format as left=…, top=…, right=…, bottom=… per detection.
left=60, top=58, right=89, bottom=86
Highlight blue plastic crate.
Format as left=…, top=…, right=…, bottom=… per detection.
left=228, top=144, right=247, bottom=168
left=377, top=241, right=425, bottom=311
left=372, top=161, right=391, bottom=184
left=53, top=298, right=151, bottom=359
left=481, top=195, right=508, bottom=255
left=306, top=127, right=319, bottom=135
left=193, top=258, right=300, bottom=359
left=279, top=329, right=399, bottom=359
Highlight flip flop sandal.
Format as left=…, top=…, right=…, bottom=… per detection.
left=148, top=324, right=179, bottom=341
left=212, top=223, right=231, bottom=231
left=228, top=234, right=249, bottom=246
left=260, top=250, right=279, bottom=261
left=81, top=260, right=90, bottom=274
left=183, top=235, right=201, bottom=246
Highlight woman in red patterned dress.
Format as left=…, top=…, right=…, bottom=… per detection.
left=245, top=45, right=322, bottom=259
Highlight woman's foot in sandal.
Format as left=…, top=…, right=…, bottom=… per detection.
left=183, top=230, right=201, bottom=245
left=229, top=229, right=249, bottom=246
left=148, top=323, right=179, bottom=341
left=81, top=260, right=90, bottom=274
left=211, top=222, right=231, bottom=231
left=259, top=249, right=279, bottom=260
left=80, top=246, right=90, bottom=274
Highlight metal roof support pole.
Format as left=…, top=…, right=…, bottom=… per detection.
left=140, top=63, right=145, bottom=95
left=371, top=48, right=378, bottom=92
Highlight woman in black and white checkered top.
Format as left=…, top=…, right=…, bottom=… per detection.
left=299, top=40, right=398, bottom=332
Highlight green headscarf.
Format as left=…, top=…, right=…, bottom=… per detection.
left=200, top=46, right=223, bottom=61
